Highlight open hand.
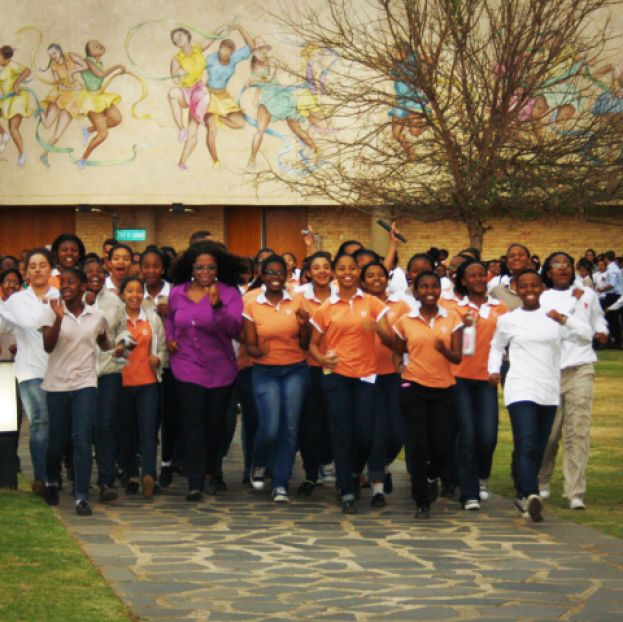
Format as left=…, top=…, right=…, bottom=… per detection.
left=50, top=298, right=65, bottom=320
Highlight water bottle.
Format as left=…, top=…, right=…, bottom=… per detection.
left=462, top=314, right=476, bottom=356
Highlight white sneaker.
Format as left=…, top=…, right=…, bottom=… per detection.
left=527, top=494, right=544, bottom=523
left=272, top=487, right=289, bottom=503
left=539, top=483, right=550, bottom=500
left=479, top=479, right=489, bottom=501
left=464, top=499, right=480, bottom=511
left=250, top=467, right=266, bottom=491
left=514, top=497, right=528, bottom=517
left=569, top=497, right=586, bottom=510
left=319, top=463, right=336, bottom=484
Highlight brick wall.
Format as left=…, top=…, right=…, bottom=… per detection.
left=307, top=206, right=373, bottom=254
left=155, top=206, right=224, bottom=251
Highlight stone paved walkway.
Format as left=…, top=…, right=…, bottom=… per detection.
left=35, top=436, right=623, bottom=622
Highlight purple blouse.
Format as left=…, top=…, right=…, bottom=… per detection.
left=165, top=282, right=243, bottom=389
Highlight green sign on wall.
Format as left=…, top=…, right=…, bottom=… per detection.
left=116, top=229, right=146, bottom=242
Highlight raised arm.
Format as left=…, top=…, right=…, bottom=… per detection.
left=236, top=25, right=255, bottom=50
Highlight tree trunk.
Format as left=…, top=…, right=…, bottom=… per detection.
left=465, top=217, right=485, bottom=253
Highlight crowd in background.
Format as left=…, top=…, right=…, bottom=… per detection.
left=0, top=224, right=618, bottom=522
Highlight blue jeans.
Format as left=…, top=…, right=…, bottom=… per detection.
left=321, top=373, right=377, bottom=501
left=120, top=383, right=159, bottom=480
left=95, top=373, right=121, bottom=488
left=18, top=378, right=49, bottom=482
left=46, top=388, right=97, bottom=501
left=508, top=401, right=557, bottom=498
left=455, top=377, right=499, bottom=502
left=252, top=362, right=309, bottom=490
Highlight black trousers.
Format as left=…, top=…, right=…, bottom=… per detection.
left=175, top=378, right=234, bottom=491
left=602, top=293, right=621, bottom=347
left=399, top=380, right=457, bottom=506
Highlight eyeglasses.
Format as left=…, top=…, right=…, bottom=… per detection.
left=3, top=280, right=21, bottom=287
left=193, top=264, right=218, bottom=272
left=265, top=270, right=285, bottom=277
left=551, top=262, right=571, bottom=269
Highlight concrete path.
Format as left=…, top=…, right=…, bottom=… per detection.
left=28, top=436, right=623, bottom=621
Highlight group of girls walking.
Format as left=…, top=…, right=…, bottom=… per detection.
left=0, top=233, right=607, bottom=522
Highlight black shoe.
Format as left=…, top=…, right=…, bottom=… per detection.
left=215, top=475, right=228, bottom=492
left=297, top=481, right=316, bottom=497
left=205, top=479, right=219, bottom=496
left=186, top=489, right=202, bottom=502
left=415, top=505, right=430, bottom=519
left=153, top=483, right=162, bottom=496
left=99, top=486, right=118, bottom=503
left=158, top=466, right=173, bottom=488
left=427, top=478, right=439, bottom=503
left=353, top=476, right=361, bottom=500
left=384, top=473, right=393, bottom=495
left=342, top=500, right=358, bottom=514
left=440, top=483, right=455, bottom=498
left=76, top=500, right=92, bottom=516
left=371, top=492, right=387, bottom=508
left=125, top=481, right=139, bottom=495
left=44, top=484, right=60, bottom=506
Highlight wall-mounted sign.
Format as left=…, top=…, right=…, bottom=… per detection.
left=116, top=229, right=146, bottom=242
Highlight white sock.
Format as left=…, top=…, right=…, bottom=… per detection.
left=372, top=482, right=384, bottom=495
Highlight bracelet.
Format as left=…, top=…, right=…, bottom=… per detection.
left=212, top=300, right=223, bottom=310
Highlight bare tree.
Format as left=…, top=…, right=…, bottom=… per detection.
left=255, top=0, right=623, bottom=251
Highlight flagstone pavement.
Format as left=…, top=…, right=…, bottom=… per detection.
left=41, top=438, right=623, bottom=622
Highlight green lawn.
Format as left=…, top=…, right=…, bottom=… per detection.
left=489, top=350, right=623, bottom=539
left=0, top=491, right=134, bottom=622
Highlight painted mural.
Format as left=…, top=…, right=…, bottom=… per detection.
left=0, top=0, right=622, bottom=205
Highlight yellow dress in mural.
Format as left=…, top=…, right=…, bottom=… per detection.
left=176, top=44, right=205, bottom=89
left=0, top=61, right=34, bottom=119
left=78, top=56, right=121, bottom=114
left=40, top=56, right=83, bottom=119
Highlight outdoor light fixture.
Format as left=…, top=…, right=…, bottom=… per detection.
left=75, top=204, right=103, bottom=213
left=169, top=202, right=194, bottom=214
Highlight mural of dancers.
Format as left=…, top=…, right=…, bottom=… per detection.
left=38, top=44, right=87, bottom=167
left=246, top=38, right=318, bottom=170
left=204, top=25, right=255, bottom=167
left=76, top=40, right=125, bottom=169
left=0, top=45, right=34, bottom=166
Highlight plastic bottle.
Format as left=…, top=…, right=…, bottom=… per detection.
left=462, top=313, right=477, bottom=356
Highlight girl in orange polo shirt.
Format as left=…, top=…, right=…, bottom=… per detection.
left=295, top=251, right=334, bottom=496
left=309, top=253, right=393, bottom=514
left=119, top=276, right=167, bottom=499
left=452, top=260, right=508, bottom=510
left=243, top=255, right=311, bottom=503
left=361, top=261, right=410, bottom=507
left=394, top=270, right=466, bottom=519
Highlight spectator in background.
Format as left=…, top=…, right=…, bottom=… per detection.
left=189, top=230, right=213, bottom=246
left=576, top=258, right=594, bottom=289
left=584, top=249, right=597, bottom=266
left=597, top=251, right=622, bottom=348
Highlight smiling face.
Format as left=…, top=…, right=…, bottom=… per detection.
left=462, top=263, right=487, bottom=296
left=334, top=255, right=359, bottom=290
left=57, top=240, right=81, bottom=270
left=407, top=258, right=433, bottom=288
left=516, top=272, right=544, bottom=309
left=2, top=272, right=21, bottom=299
left=507, top=245, right=531, bottom=275
left=26, top=253, right=52, bottom=289
left=60, top=271, right=85, bottom=303
left=262, top=261, right=286, bottom=293
left=110, top=248, right=132, bottom=282
left=415, top=274, right=441, bottom=307
left=192, top=253, right=218, bottom=288
left=308, top=256, right=332, bottom=287
left=121, top=279, right=144, bottom=312
left=362, top=265, right=388, bottom=296
left=547, top=253, right=574, bottom=289
left=172, top=29, right=190, bottom=48
left=84, top=261, right=105, bottom=293
left=140, top=253, right=164, bottom=287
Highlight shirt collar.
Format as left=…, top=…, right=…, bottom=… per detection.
left=256, top=285, right=293, bottom=306
left=144, top=281, right=170, bottom=301
left=329, top=288, right=365, bottom=305
left=65, top=303, right=95, bottom=320
left=407, top=305, right=448, bottom=320
left=126, top=307, right=148, bottom=322
left=457, top=296, right=500, bottom=309
left=299, top=281, right=336, bottom=302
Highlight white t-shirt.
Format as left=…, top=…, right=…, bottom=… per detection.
left=488, top=307, right=593, bottom=407
left=540, top=287, right=607, bottom=369
left=0, top=287, right=59, bottom=382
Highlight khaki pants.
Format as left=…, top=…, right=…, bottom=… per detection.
left=538, top=364, right=594, bottom=500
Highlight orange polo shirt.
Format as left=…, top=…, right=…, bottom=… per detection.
left=123, top=312, right=157, bottom=387
left=394, top=306, right=463, bottom=388
left=311, top=289, right=388, bottom=379
left=376, top=296, right=410, bottom=375
left=452, top=297, right=508, bottom=381
left=243, top=289, right=305, bottom=366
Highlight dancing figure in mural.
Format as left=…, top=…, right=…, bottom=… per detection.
left=0, top=45, right=33, bottom=166
left=76, top=40, right=125, bottom=169
left=591, top=62, right=623, bottom=117
left=296, top=43, right=334, bottom=131
left=246, top=38, right=318, bottom=170
left=38, top=44, right=87, bottom=167
left=388, top=44, right=429, bottom=160
left=204, top=25, right=255, bottom=167
left=169, top=27, right=220, bottom=170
